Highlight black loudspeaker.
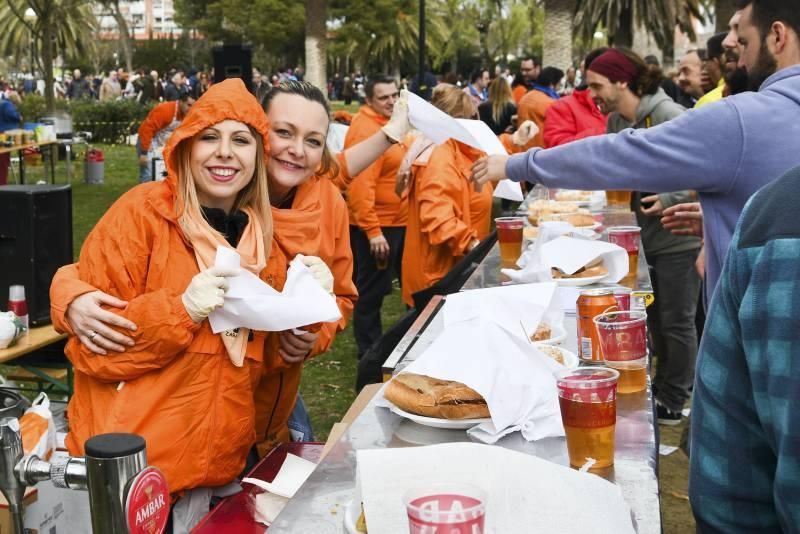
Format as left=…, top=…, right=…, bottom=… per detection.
left=213, top=44, right=253, bottom=90
left=0, top=185, right=73, bottom=326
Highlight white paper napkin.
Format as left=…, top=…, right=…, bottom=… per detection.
left=244, top=453, right=318, bottom=526
left=442, top=282, right=561, bottom=345
left=401, top=317, right=564, bottom=442
left=208, top=247, right=342, bottom=333
left=356, top=443, right=636, bottom=534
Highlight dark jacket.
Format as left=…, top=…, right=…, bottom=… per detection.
left=0, top=98, right=21, bottom=132
left=478, top=101, right=516, bottom=135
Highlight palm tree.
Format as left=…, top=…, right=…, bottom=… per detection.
left=543, top=0, right=577, bottom=69
left=574, top=0, right=704, bottom=51
left=305, top=0, right=327, bottom=91
left=0, top=0, right=97, bottom=111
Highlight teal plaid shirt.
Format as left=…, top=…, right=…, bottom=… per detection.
left=689, top=167, right=800, bottom=533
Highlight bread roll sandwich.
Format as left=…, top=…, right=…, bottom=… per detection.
left=551, top=264, right=608, bottom=279
left=530, top=323, right=552, bottom=342
left=384, top=373, right=490, bottom=419
left=554, top=190, right=592, bottom=202
left=538, top=212, right=596, bottom=228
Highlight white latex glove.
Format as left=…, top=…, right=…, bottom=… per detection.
left=381, top=89, right=411, bottom=143
left=297, top=254, right=334, bottom=295
left=181, top=266, right=240, bottom=323
left=512, top=120, right=539, bottom=146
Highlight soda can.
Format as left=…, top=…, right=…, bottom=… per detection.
left=577, top=288, right=618, bottom=362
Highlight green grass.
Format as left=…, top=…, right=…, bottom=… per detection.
left=59, top=142, right=401, bottom=442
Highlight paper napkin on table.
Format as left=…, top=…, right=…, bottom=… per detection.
left=208, top=247, right=342, bottom=333
left=244, top=453, right=318, bottom=526
left=442, top=282, right=562, bottom=345
left=398, top=317, right=564, bottom=443
left=356, top=443, right=636, bottom=534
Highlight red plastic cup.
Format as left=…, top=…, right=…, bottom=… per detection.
left=607, top=226, right=641, bottom=279
left=557, top=367, right=619, bottom=469
left=495, top=217, right=525, bottom=267
left=403, top=484, right=487, bottom=534
left=611, top=287, right=632, bottom=311
left=593, top=311, right=647, bottom=362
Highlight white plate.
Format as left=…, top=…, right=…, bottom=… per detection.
left=532, top=323, right=567, bottom=345
left=343, top=500, right=361, bottom=534
left=554, top=273, right=609, bottom=287
left=576, top=221, right=602, bottom=232
left=388, top=404, right=491, bottom=430
left=535, top=346, right=579, bottom=369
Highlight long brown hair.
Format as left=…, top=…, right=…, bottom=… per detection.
left=262, top=80, right=339, bottom=179
left=174, top=127, right=273, bottom=257
left=487, top=76, right=514, bottom=125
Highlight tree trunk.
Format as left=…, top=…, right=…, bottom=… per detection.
left=543, top=0, right=575, bottom=69
left=304, top=0, right=327, bottom=91
left=611, top=6, right=633, bottom=48
left=715, top=0, right=736, bottom=32
left=41, top=22, right=55, bottom=112
left=110, top=1, right=134, bottom=72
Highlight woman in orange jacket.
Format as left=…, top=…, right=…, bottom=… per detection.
left=401, top=86, right=494, bottom=306
left=47, top=78, right=345, bottom=531
left=51, top=83, right=411, bottom=462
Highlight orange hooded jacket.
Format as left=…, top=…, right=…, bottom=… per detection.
left=51, top=79, right=287, bottom=497
left=253, top=172, right=357, bottom=455
left=401, top=139, right=493, bottom=306
left=343, top=105, right=407, bottom=238
left=517, top=88, right=556, bottom=150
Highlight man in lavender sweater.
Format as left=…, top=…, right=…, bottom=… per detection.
left=471, top=4, right=800, bottom=302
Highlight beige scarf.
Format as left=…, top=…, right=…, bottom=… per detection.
left=180, top=204, right=267, bottom=366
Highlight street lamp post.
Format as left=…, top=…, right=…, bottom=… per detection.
left=24, top=8, right=36, bottom=77
left=417, top=0, right=425, bottom=97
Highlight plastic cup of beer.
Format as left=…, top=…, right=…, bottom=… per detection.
left=606, top=226, right=641, bottom=280
left=495, top=217, right=525, bottom=268
left=593, top=311, right=648, bottom=394
left=557, top=367, right=619, bottom=469
left=605, top=190, right=632, bottom=208
left=403, top=483, right=487, bottom=534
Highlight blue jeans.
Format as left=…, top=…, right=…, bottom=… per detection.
left=136, top=138, right=151, bottom=183
left=287, top=394, right=314, bottom=442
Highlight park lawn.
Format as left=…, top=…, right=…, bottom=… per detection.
left=57, top=142, right=399, bottom=442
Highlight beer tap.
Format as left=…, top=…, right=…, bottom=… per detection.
left=0, top=417, right=169, bottom=534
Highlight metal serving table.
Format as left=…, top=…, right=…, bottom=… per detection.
left=270, top=210, right=661, bottom=533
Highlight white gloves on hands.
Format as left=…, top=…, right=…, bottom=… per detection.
left=297, top=254, right=334, bottom=295
left=381, top=89, right=411, bottom=143
left=512, top=120, right=539, bottom=146
left=182, top=266, right=240, bottom=323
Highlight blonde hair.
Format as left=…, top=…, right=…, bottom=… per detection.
left=430, top=85, right=477, bottom=119
left=488, top=77, right=514, bottom=125
left=174, top=128, right=273, bottom=258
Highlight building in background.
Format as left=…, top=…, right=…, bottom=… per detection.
left=95, top=0, right=183, bottom=40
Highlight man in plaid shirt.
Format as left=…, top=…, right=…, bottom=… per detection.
left=690, top=164, right=800, bottom=532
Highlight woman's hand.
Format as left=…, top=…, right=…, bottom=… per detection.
left=181, top=266, right=240, bottom=323
left=68, top=291, right=137, bottom=355
left=297, top=255, right=335, bottom=294
left=471, top=154, right=510, bottom=187
left=278, top=329, right=319, bottom=363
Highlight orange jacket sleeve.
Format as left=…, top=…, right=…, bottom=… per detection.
left=137, top=102, right=176, bottom=153
left=309, top=198, right=357, bottom=358
left=344, top=115, right=384, bottom=239
left=50, top=263, right=97, bottom=335
left=499, top=134, right=528, bottom=155
left=417, top=146, right=476, bottom=255
left=329, top=151, right=351, bottom=191
left=66, top=197, right=200, bottom=383
left=543, top=101, right=607, bottom=148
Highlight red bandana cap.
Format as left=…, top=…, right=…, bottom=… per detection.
left=588, top=49, right=638, bottom=85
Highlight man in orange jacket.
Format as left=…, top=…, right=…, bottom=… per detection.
left=136, top=90, right=195, bottom=182
left=517, top=66, right=564, bottom=150
left=343, top=74, right=408, bottom=359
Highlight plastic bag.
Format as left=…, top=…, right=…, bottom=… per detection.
left=20, top=393, right=57, bottom=460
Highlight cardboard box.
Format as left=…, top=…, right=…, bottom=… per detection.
left=23, top=452, right=91, bottom=534
left=0, top=486, right=37, bottom=534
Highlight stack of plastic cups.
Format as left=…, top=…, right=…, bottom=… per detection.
left=593, top=311, right=648, bottom=394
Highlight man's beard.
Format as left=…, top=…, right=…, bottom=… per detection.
left=747, top=42, right=778, bottom=91
left=725, top=68, right=750, bottom=95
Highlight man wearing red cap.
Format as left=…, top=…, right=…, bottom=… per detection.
left=585, top=48, right=702, bottom=426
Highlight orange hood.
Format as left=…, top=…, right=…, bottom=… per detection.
left=161, top=78, right=270, bottom=199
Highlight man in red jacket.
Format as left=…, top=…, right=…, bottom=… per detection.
left=543, top=49, right=609, bottom=148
